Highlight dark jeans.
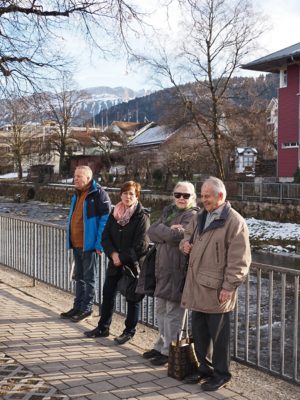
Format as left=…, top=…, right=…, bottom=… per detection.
left=73, top=248, right=97, bottom=313
left=98, top=269, right=140, bottom=335
left=192, top=311, right=232, bottom=380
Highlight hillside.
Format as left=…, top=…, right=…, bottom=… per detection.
left=94, top=74, right=279, bottom=125
left=0, top=75, right=278, bottom=128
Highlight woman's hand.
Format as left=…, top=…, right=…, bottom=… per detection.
left=171, top=224, right=184, bottom=232
left=111, top=251, right=122, bottom=267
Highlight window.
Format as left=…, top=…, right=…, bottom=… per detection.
left=282, top=142, right=299, bottom=148
left=243, top=155, right=255, bottom=167
left=280, top=69, right=287, bottom=88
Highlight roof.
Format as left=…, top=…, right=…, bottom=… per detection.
left=236, top=147, right=258, bottom=155
left=129, top=123, right=173, bottom=147
left=242, top=42, right=300, bottom=73
left=110, top=121, right=146, bottom=132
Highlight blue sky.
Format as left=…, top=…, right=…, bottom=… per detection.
left=64, top=0, right=300, bottom=91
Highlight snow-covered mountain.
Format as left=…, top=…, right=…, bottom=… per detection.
left=0, top=86, right=149, bottom=127
left=72, top=86, right=148, bottom=125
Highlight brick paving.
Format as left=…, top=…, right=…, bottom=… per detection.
left=0, top=281, right=251, bottom=400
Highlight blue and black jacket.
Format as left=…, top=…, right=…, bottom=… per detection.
left=67, top=179, right=111, bottom=252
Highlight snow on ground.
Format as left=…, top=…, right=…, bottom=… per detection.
left=0, top=172, right=28, bottom=179
left=246, top=218, right=300, bottom=241
left=246, top=218, right=300, bottom=254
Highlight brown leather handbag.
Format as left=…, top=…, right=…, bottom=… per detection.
left=167, top=309, right=199, bottom=380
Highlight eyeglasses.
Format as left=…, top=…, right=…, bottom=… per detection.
left=174, top=192, right=191, bottom=199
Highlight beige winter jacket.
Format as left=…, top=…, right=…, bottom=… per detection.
left=180, top=202, right=251, bottom=313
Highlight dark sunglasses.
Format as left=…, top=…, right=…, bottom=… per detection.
left=174, top=192, right=191, bottom=199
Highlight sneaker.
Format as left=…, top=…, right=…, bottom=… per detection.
left=70, top=310, right=92, bottom=322
left=60, top=308, right=80, bottom=319
left=150, top=354, right=169, bottom=366
left=114, top=332, right=133, bottom=345
left=84, top=327, right=109, bottom=338
left=142, top=349, right=161, bottom=359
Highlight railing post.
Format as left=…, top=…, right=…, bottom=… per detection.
left=293, top=276, right=299, bottom=381
left=33, top=223, right=37, bottom=287
left=260, top=182, right=263, bottom=202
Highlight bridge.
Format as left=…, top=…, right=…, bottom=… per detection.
left=0, top=213, right=299, bottom=399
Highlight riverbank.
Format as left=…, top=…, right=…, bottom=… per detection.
left=1, top=180, right=300, bottom=223
left=1, top=196, right=299, bottom=258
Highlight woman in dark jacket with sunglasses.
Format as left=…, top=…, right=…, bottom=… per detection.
left=142, top=181, right=198, bottom=365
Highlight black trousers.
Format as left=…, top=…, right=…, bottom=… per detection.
left=98, top=271, right=140, bottom=335
left=192, top=311, right=232, bottom=380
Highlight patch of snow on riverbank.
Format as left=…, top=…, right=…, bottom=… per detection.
left=246, top=218, right=300, bottom=254
left=246, top=218, right=300, bottom=241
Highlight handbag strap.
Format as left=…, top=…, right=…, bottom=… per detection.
left=178, top=309, right=189, bottom=341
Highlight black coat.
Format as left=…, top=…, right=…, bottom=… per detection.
left=101, top=202, right=150, bottom=275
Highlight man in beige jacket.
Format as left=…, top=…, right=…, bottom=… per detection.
left=180, top=177, right=251, bottom=391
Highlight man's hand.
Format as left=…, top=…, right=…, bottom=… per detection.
left=96, top=250, right=102, bottom=256
left=219, top=288, right=234, bottom=303
left=182, top=241, right=193, bottom=255
left=111, top=251, right=122, bottom=267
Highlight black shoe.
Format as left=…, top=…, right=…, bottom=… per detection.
left=70, top=310, right=92, bottom=322
left=84, top=327, right=109, bottom=338
left=201, top=376, right=230, bottom=391
left=60, top=308, right=80, bottom=319
left=150, top=354, right=169, bottom=366
left=183, top=371, right=213, bottom=384
left=114, top=332, right=133, bottom=345
left=142, top=349, right=161, bottom=359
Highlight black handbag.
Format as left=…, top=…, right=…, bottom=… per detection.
left=136, top=245, right=156, bottom=296
left=118, top=265, right=144, bottom=302
left=167, top=309, right=199, bottom=381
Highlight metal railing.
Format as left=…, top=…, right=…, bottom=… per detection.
left=0, top=213, right=298, bottom=384
left=0, top=213, right=156, bottom=328
left=233, top=262, right=299, bottom=384
left=230, top=182, right=300, bottom=203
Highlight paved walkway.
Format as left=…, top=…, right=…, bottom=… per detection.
left=1, top=269, right=299, bottom=400
left=0, top=281, right=248, bottom=400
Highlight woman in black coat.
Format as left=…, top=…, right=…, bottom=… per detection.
left=84, top=181, right=150, bottom=344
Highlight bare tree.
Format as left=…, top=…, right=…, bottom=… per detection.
left=139, top=0, right=266, bottom=180
left=0, top=1, right=144, bottom=93
left=38, top=72, right=86, bottom=175
left=90, top=129, right=127, bottom=169
left=0, top=98, right=36, bottom=178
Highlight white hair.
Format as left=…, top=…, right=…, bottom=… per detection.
left=202, top=176, right=227, bottom=200
left=173, top=181, right=197, bottom=207
left=75, top=165, right=93, bottom=180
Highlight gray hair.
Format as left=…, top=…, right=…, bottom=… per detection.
left=202, top=176, right=227, bottom=200
left=75, top=165, right=93, bottom=180
left=173, top=181, right=197, bottom=207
